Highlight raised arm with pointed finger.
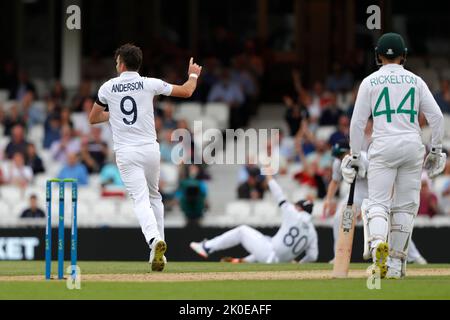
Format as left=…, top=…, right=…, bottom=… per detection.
left=170, top=57, right=203, bottom=98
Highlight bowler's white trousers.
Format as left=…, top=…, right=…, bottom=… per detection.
left=115, top=143, right=164, bottom=244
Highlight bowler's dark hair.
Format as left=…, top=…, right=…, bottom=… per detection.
left=115, top=43, right=143, bottom=71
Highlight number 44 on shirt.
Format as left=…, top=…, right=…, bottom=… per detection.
left=373, top=87, right=417, bottom=123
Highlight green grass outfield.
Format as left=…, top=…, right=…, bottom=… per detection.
left=0, top=261, right=449, bottom=300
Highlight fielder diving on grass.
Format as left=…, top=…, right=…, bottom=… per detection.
left=190, top=171, right=318, bottom=263
left=89, top=44, right=202, bottom=272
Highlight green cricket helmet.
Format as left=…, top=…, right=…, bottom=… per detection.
left=375, top=32, right=408, bottom=66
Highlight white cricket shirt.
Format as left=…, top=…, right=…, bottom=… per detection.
left=97, top=71, right=173, bottom=151
left=350, top=64, right=444, bottom=154
left=268, top=179, right=317, bottom=262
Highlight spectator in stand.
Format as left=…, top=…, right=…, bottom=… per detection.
left=283, top=95, right=309, bottom=137
left=10, top=70, right=36, bottom=101
left=345, top=84, right=359, bottom=118
left=418, top=172, right=439, bottom=218
left=22, top=90, right=45, bottom=128
left=3, top=104, right=26, bottom=136
left=237, top=166, right=266, bottom=199
left=100, top=158, right=125, bottom=197
left=79, top=136, right=97, bottom=173
left=58, top=152, right=89, bottom=186
left=208, top=68, right=245, bottom=129
left=294, top=121, right=316, bottom=158
left=294, top=127, right=332, bottom=199
left=238, top=157, right=262, bottom=184
left=80, top=127, right=108, bottom=173
left=88, top=126, right=108, bottom=166
left=161, top=101, right=178, bottom=130
left=49, top=80, right=67, bottom=106
left=26, top=143, right=45, bottom=175
left=231, top=56, right=259, bottom=120
left=1, top=152, right=33, bottom=189
left=273, top=129, right=296, bottom=163
left=100, top=161, right=124, bottom=188
left=319, top=93, right=344, bottom=126
left=43, top=111, right=61, bottom=149
left=176, top=164, right=208, bottom=227
left=50, top=125, right=81, bottom=164
left=72, top=98, right=94, bottom=136
left=159, top=129, right=176, bottom=163
left=71, top=80, right=93, bottom=112
left=60, top=107, right=74, bottom=130
left=328, top=115, right=350, bottom=147
left=325, top=62, right=354, bottom=92
left=434, top=79, right=450, bottom=114
left=5, top=124, right=28, bottom=160
left=20, top=194, right=45, bottom=219
left=309, top=81, right=326, bottom=120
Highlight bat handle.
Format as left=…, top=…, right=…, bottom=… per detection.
left=347, top=165, right=358, bottom=206
left=347, top=179, right=356, bottom=206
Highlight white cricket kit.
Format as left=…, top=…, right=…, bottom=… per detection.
left=330, top=152, right=424, bottom=262
left=270, top=180, right=318, bottom=263
left=350, top=63, right=444, bottom=260
left=97, top=71, right=173, bottom=244
left=205, top=179, right=318, bottom=263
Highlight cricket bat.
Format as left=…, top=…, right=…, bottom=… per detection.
left=332, top=178, right=357, bottom=278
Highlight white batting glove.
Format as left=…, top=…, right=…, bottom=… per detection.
left=424, top=147, right=446, bottom=178
left=341, top=154, right=366, bottom=184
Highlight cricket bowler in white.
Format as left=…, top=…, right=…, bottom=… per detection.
left=344, top=33, right=445, bottom=279
left=89, top=44, right=202, bottom=271
left=190, top=171, right=318, bottom=264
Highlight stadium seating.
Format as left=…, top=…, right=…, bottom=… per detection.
left=204, top=103, right=229, bottom=130
left=225, top=201, right=251, bottom=221
left=174, top=102, right=203, bottom=122
left=160, top=163, right=179, bottom=194
left=1, top=102, right=450, bottom=231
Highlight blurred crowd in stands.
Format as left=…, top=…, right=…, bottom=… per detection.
left=235, top=67, right=450, bottom=218
left=1, top=38, right=450, bottom=223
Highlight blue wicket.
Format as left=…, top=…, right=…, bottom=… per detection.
left=71, top=181, right=78, bottom=280
left=58, top=181, right=65, bottom=279
left=45, top=181, right=52, bottom=280
left=45, top=178, right=78, bottom=280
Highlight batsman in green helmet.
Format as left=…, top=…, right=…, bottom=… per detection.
left=344, top=32, right=445, bottom=279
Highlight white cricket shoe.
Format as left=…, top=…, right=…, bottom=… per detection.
left=190, top=240, right=209, bottom=258
left=149, top=238, right=167, bottom=272
left=369, top=241, right=389, bottom=279
left=386, top=257, right=405, bottom=279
